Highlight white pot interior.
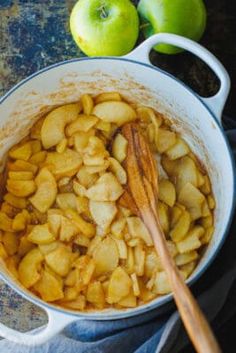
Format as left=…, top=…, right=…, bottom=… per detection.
left=0, top=58, right=234, bottom=319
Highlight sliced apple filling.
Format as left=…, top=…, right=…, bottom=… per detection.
left=0, top=92, right=215, bottom=311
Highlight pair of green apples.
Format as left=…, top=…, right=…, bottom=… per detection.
left=70, top=0, right=206, bottom=56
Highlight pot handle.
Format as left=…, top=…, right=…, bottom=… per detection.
left=125, top=33, right=230, bottom=124
left=0, top=302, right=78, bottom=346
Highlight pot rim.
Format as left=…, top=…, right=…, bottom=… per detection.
left=0, top=56, right=235, bottom=319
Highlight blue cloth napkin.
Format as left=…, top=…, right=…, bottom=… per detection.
left=1, top=116, right=236, bottom=353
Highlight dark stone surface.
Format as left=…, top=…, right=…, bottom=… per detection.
left=0, top=0, right=235, bottom=348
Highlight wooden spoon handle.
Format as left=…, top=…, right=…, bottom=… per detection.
left=121, top=123, right=221, bottom=353
left=145, top=210, right=221, bottom=353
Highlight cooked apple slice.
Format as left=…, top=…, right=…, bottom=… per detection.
left=107, top=267, right=132, bottom=303
left=112, top=237, right=127, bottom=259
left=7, top=179, right=36, bottom=197
left=138, top=281, right=156, bottom=302
left=87, top=236, right=102, bottom=256
left=84, top=136, right=107, bottom=157
left=12, top=210, right=28, bottom=231
left=64, top=208, right=95, bottom=238
left=87, top=172, right=123, bottom=201
left=62, top=295, right=86, bottom=310
left=77, top=166, right=99, bottom=188
left=30, top=117, right=45, bottom=140
left=96, top=120, right=111, bottom=133
left=73, top=255, right=95, bottom=285
left=86, top=281, right=105, bottom=309
left=175, top=156, right=198, bottom=192
left=200, top=214, right=213, bottom=228
left=56, top=138, right=67, bottom=154
left=133, top=244, right=145, bottom=276
left=9, top=142, right=32, bottom=161
left=81, top=93, right=94, bottom=115
left=125, top=247, right=135, bottom=274
left=74, top=130, right=95, bottom=153
left=74, top=233, right=90, bottom=248
left=161, top=155, right=179, bottom=176
left=130, top=273, right=140, bottom=296
left=108, top=157, right=127, bottom=185
left=5, top=256, right=19, bottom=278
left=45, top=149, right=82, bottom=178
left=8, top=171, right=34, bottom=180
left=157, top=201, right=169, bottom=235
left=41, top=103, right=81, bottom=149
left=170, top=204, right=184, bottom=228
left=84, top=163, right=109, bottom=175
left=89, top=200, right=117, bottom=230
left=34, top=269, right=64, bottom=302
left=178, top=182, right=205, bottom=220
left=66, top=115, right=98, bottom=136
left=83, top=154, right=106, bottom=166
left=18, top=236, right=35, bottom=257
left=56, top=193, right=77, bottom=210
left=76, top=195, right=89, bottom=214
left=137, top=106, right=163, bottom=125
left=30, top=140, right=41, bottom=154
left=111, top=217, right=126, bottom=239
left=165, top=137, right=190, bottom=160
left=1, top=202, right=16, bottom=218
left=197, top=170, right=205, bottom=187
left=93, top=237, right=119, bottom=275
left=158, top=179, right=176, bottom=207
left=112, top=133, right=128, bottom=163
left=28, top=224, right=56, bottom=244
left=29, top=151, right=47, bottom=165
left=48, top=214, right=62, bottom=236
left=60, top=216, right=79, bottom=241
left=73, top=180, right=87, bottom=197
left=45, top=246, right=73, bottom=277
left=201, top=226, right=214, bottom=245
left=38, top=241, right=59, bottom=255
left=207, top=195, right=215, bottom=210
left=176, top=231, right=202, bottom=254
left=170, top=210, right=191, bottom=242
left=175, top=251, right=198, bottom=266
left=0, top=212, right=13, bottom=232
left=119, top=291, right=137, bottom=308
left=156, top=128, right=176, bottom=153
left=162, top=155, right=198, bottom=192
left=18, top=248, right=44, bottom=288
left=8, top=160, right=38, bottom=174
left=29, top=168, right=57, bottom=213
left=200, top=175, right=211, bottom=195
left=63, top=287, right=78, bottom=301
left=201, top=199, right=211, bottom=217
left=153, top=272, right=171, bottom=295
left=145, top=249, right=160, bottom=277
left=95, top=92, right=121, bottom=104
left=126, top=216, right=153, bottom=246
left=2, top=232, right=19, bottom=255
left=92, top=101, right=136, bottom=126
left=4, top=193, right=27, bottom=209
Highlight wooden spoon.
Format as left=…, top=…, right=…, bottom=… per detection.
left=120, top=123, right=221, bottom=353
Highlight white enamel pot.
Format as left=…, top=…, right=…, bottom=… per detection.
left=0, top=33, right=235, bottom=346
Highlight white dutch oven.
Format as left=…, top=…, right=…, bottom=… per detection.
left=0, top=33, right=235, bottom=346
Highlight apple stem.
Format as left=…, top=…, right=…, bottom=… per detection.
left=140, top=23, right=150, bottom=30
left=97, top=4, right=108, bottom=19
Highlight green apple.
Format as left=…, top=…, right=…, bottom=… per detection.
left=70, top=0, right=139, bottom=56
left=138, top=0, right=207, bottom=54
